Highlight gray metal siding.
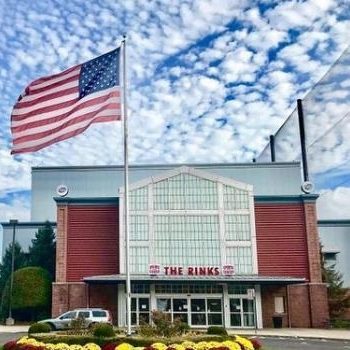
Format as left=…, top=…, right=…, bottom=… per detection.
left=318, top=223, right=350, bottom=287
left=31, top=163, right=303, bottom=221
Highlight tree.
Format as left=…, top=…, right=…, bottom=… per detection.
left=28, top=221, right=56, bottom=278
left=320, top=246, right=350, bottom=319
left=0, top=242, right=28, bottom=293
left=1, top=267, right=52, bottom=321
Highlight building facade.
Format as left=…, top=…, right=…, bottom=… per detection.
left=44, top=163, right=329, bottom=328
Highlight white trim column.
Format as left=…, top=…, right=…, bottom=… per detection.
left=118, top=283, right=126, bottom=327
left=255, top=284, right=263, bottom=329
left=222, top=283, right=230, bottom=328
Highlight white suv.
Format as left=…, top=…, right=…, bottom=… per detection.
left=39, top=308, right=112, bottom=330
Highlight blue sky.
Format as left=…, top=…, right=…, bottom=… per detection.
left=0, top=0, right=350, bottom=222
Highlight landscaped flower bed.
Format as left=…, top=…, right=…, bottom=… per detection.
left=4, top=336, right=261, bottom=350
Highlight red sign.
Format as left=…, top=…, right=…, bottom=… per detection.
left=222, top=265, right=235, bottom=276
left=163, top=266, right=221, bottom=276
left=149, top=264, right=160, bottom=275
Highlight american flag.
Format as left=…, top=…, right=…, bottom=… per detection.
left=11, top=48, right=121, bottom=154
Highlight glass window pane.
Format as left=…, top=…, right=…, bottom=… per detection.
left=191, top=313, right=206, bottom=325
left=208, top=313, right=222, bottom=325
left=173, top=299, right=187, bottom=312
left=243, top=313, right=255, bottom=327
left=243, top=299, right=254, bottom=313
left=230, top=313, right=241, bottom=327
left=131, top=312, right=137, bottom=325
left=157, top=298, right=171, bottom=312
left=191, top=299, right=205, bottom=312
left=207, top=299, right=222, bottom=312
left=173, top=313, right=188, bottom=323
left=139, top=313, right=150, bottom=324
left=154, top=174, right=218, bottom=210
left=229, top=298, right=241, bottom=312
left=139, top=298, right=149, bottom=312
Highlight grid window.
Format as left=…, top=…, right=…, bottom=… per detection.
left=227, top=285, right=254, bottom=295
left=153, top=174, right=218, bottom=210
left=225, top=215, right=251, bottom=241
left=224, top=186, right=249, bottom=210
left=130, top=187, right=148, bottom=211
left=130, top=246, right=149, bottom=273
left=130, top=215, right=148, bottom=240
left=226, top=247, right=253, bottom=274
left=154, top=284, right=223, bottom=294
left=131, top=283, right=150, bottom=294
left=154, top=215, right=221, bottom=266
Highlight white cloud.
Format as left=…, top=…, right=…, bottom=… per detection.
left=0, top=0, right=350, bottom=221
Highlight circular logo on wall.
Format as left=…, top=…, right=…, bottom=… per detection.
left=301, top=181, right=314, bottom=194
left=56, top=184, right=69, bottom=197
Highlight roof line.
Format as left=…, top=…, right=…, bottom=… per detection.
left=32, top=161, right=300, bottom=171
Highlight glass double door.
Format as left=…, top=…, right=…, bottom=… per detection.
left=229, top=297, right=255, bottom=327
left=156, top=296, right=223, bottom=326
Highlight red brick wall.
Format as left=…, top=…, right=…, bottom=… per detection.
left=261, top=285, right=288, bottom=327
left=255, top=203, right=309, bottom=279
left=303, top=202, right=322, bottom=283
left=89, top=284, right=118, bottom=324
left=56, top=205, right=68, bottom=282
left=288, top=284, right=311, bottom=327
left=52, top=282, right=87, bottom=317
left=309, top=283, right=329, bottom=327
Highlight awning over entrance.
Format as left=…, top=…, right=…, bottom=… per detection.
left=83, top=274, right=305, bottom=284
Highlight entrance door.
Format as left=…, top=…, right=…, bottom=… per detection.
left=190, top=298, right=223, bottom=326
left=173, top=298, right=188, bottom=323
left=131, top=297, right=150, bottom=325
left=229, top=298, right=255, bottom=327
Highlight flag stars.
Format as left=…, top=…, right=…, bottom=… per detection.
left=79, top=48, right=120, bottom=99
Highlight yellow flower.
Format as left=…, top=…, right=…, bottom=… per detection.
left=55, top=343, right=71, bottom=350
left=83, top=343, right=101, bottom=350
left=207, top=342, right=220, bottom=349
left=151, top=343, right=167, bottom=350
left=45, top=344, right=56, bottom=350
left=194, top=342, right=210, bottom=350
left=221, top=341, right=241, bottom=350
left=133, top=347, right=145, bottom=350
left=181, top=341, right=196, bottom=349
left=17, top=336, right=30, bottom=344
left=116, top=343, right=134, bottom=350
left=70, top=345, right=84, bottom=350
left=234, top=336, right=254, bottom=350
left=168, top=344, right=185, bottom=350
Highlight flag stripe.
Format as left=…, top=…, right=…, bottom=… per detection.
left=13, top=102, right=120, bottom=144
left=14, top=98, right=120, bottom=140
left=11, top=48, right=121, bottom=154
left=30, top=65, right=80, bottom=90
left=20, top=78, right=79, bottom=102
left=13, top=110, right=119, bottom=148
left=12, top=97, right=120, bottom=134
left=12, top=88, right=120, bottom=126
left=16, top=86, right=79, bottom=109
left=11, top=114, right=118, bottom=154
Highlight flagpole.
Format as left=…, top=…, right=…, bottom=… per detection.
left=122, top=35, right=132, bottom=336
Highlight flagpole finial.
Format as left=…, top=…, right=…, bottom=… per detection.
left=122, top=33, right=127, bottom=41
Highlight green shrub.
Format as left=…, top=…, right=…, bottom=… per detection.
left=177, top=322, right=190, bottom=334
left=1, top=267, right=52, bottom=321
left=331, top=319, right=350, bottom=329
left=28, top=322, right=51, bottom=334
left=206, top=326, right=228, bottom=336
left=31, top=334, right=229, bottom=347
left=93, top=323, right=115, bottom=337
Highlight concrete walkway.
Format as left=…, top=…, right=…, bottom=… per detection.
left=0, top=325, right=349, bottom=340
left=229, top=328, right=350, bottom=340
